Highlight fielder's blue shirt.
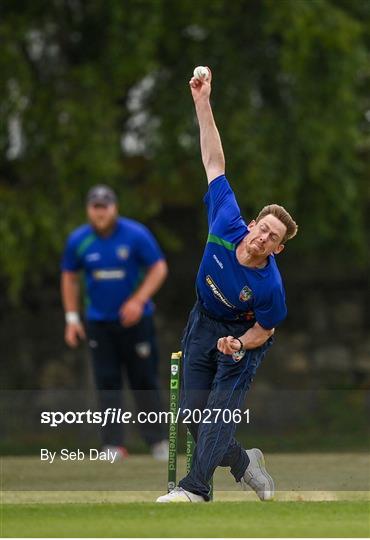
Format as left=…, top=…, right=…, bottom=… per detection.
left=61, top=217, right=165, bottom=321
left=196, top=175, right=287, bottom=329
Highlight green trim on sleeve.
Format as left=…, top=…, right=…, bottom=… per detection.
left=76, top=233, right=97, bottom=257
left=207, top=233, right=235, bottom=251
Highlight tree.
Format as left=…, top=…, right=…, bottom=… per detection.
left=0, top=0, right=369, bottom=302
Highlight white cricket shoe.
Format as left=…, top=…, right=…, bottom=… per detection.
left=240, top=448, right=275, bottom=501
left=151, top=440, right=169, bottom=461
left=156, top=487, right=205, bottom=503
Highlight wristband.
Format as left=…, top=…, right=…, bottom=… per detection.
left=231, top=337, right=245, bottom=362
left=65, top=311, right=80, bottom=325
left=233, top=337, right=244, bottom=352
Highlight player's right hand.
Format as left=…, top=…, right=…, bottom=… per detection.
left=189, top=67, right=212, bottom=102
left=65, top=322, right=86, bottom=348
left=217, top=335, right=242, bottom=356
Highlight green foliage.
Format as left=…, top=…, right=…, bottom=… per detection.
left=0, top=0, right=369, bottom=301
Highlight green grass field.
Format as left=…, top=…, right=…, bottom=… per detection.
left=2, top=501, right=369, bottom=538
left=1, top=453, right=369, bottom=537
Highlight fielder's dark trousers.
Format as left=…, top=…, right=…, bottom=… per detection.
left=87, top=316, right=166, bottom=447
left=178, top=302, right=272, bottom=501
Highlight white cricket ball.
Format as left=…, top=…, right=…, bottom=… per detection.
left=193, top=66, right=209, bottom=81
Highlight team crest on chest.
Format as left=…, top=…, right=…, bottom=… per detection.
left=239, top=285, right=253, bottom=302
left=116, top=245, right=130, bottom=260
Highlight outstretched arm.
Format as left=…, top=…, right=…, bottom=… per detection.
left=189, top=68, right=225, bottom=184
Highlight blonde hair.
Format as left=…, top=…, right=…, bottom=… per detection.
left=256, top=204, right=298, bottom=243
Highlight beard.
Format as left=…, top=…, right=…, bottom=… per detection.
left=91, top=217, right=116, bottom=234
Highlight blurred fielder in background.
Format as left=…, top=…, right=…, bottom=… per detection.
left=157, top=68, right=298, bottom=502
left=61, top=185, right=169, bottom=460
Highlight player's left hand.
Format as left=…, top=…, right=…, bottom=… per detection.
left=119, top=297, right=144, bottom=327
left=217, top=335, right=242, bottom=356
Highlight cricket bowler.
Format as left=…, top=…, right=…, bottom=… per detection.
left=157, top=67, right=298, bottom=502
